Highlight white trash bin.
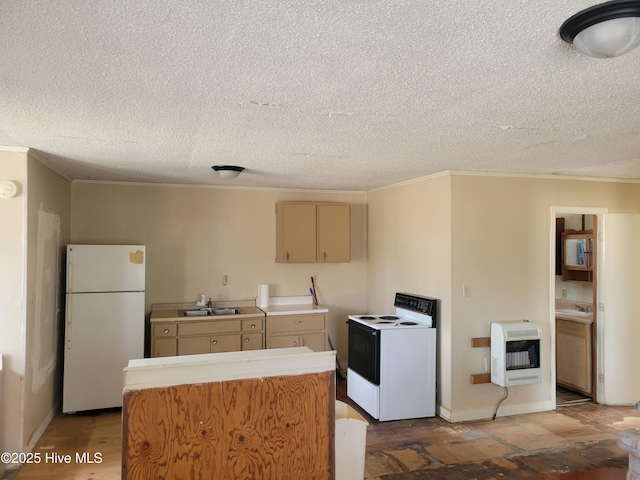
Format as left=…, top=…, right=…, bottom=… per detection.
left=335, top=400, right=368, bottom=480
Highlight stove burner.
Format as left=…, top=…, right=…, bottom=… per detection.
left=379, top=315, right=399, bottom=320
left=374, top=320, right=396, bottom=324
left=358, top=316, right=376, bottom=320
left=399, top=321, right=418, bottom=326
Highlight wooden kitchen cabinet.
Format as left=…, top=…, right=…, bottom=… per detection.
left=267, top=313, right=327, bottom=351
left=275, top=202, right=350, bottom=263
left=556, top=318, right=592, bottom=395
left=151, top=323, right=177, bottom=357
left=561, top=230, right=594, bottom=283
left=151, top=317, right=265, bottom=357
left=179, top=334, right=242, bottom=355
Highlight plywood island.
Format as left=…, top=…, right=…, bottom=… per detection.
left=122, top=347, right=337, bottom=480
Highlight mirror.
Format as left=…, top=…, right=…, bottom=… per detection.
left=565, top=238, right=587, bottom=267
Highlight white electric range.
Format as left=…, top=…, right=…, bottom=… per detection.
left=347, top=293, right=437, bottom=421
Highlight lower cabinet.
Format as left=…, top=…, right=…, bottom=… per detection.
left=267, top=314, right=327, bottom=352
left=556, top=318, right=592, bottom=395
left=179, top=334, right=241, bottom=355
left=152, top=313, right=327, bottom=357
left=152, top=318, right=264, bottom=357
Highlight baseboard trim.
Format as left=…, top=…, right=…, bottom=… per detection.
left=438, top=400, right=555, bottom=423
left=23, top=403, right=58, bottom=454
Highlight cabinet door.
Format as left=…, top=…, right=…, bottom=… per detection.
left=153, top=338, right=177, bottom=357
left=317, top=204, right=350, bottom=262
left=242, top=333, right=264, bottom=351
left=276, top=203, right=316, bottom=262
left=556, top=320, right=592, bottom=394
left=300, top=332, right=325, bottom=352
left=270, top=335, right=300, bottom=349
left=210, top=334, right=242, bottom=353
left=178, top=336, right=211, bottom=355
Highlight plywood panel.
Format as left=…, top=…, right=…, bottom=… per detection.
left=122, top=372, right=335, bottom=480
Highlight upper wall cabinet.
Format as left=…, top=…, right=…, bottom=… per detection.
left=276, top=202, right=350, bottom=263
left=561, top=230, right=594, bottom=283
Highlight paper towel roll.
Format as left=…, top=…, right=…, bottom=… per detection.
left=257, top=284, right=270, bottom=307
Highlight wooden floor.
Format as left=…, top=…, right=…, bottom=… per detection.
left=5, top=379, right=639, bottom=480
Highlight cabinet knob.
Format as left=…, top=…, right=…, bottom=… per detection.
left=286, top=251, right=290, bottom=261
left=251, top=324, right=256, bottom=329
left=212, top=340, right=217, bottom=345
left=293, top=340, right=298, bottom=347
left=244, top=338, right=250, bottom=343
left=295, top=319, right=304, bottom=324
left=323, top=251, right=327, bottom=260
left=163, top=329, right=169, bottom=334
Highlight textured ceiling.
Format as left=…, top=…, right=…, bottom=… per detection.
left=2, top=0, right=640, bottom=191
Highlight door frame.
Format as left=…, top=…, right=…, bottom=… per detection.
left=549, top=206, right=608, bottom=406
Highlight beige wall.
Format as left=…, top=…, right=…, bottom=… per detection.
left=0, top=151, right=27, bottom=456
left=70, top=182, right=367, bottom=363
left=366, top=172, right=640, bottom=421
left=23, top=154, right=70, bottom=450
left=0, top=151, right=70, bottom=458
left=366, top=174, right=453, bottom=408
left=449, top=175, right=640, bottom=420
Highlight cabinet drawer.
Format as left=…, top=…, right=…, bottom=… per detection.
left=242, top=318, right=264, bottom=332
left=178, top=319, right=241, bottom=336
left=153, top=323, right=177, bottom=336
left=269, top=315, right=325, bottom=333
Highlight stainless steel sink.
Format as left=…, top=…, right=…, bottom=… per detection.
left=211, top=308, right=242, bottom=315
left=182, top=310, right=210, bottom=317
left=181, top=308, right=243, bottom=317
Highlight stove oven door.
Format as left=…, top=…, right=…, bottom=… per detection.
left=347, top=319, right=381, bottom=385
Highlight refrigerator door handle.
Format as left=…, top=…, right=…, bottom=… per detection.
left=67, top=256, right=73, bottom=293
left=66, top=295, right=72, bottom=349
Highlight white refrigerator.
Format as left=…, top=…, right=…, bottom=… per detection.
left=63, top=244, right=146, bottom=413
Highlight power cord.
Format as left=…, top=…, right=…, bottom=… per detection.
left=492, top=387, right=509, bottom=420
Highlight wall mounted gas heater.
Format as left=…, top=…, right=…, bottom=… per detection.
left=491, top=321, right=542, bottom=387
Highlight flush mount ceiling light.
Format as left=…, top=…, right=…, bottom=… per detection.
left=559, top=0, right=640, bottom=58
left=212, top=165, right=245, bottom=180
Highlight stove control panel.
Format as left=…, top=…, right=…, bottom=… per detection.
left=394, top=293, right=437, bottom=317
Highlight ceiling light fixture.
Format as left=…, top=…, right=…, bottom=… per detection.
left=559, top=0, right=640, bottom=58
left=212, top=165, right=245, bottom=180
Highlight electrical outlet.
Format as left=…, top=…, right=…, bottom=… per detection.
left=312, top=272, right=319, bottom=283
left=561, top=289, right=567, bottom=299
left=222, top=275, right=228, bottom=286
left=462, top=285, right=470, bottom=298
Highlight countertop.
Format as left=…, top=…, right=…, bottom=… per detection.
left=259, top=303, right=329, bottom=316
left=124, top=347, right=335, bottom=391
left=258, top=295, right=328, bottom=315
left=150, top=296, right=328, bottom=322
left=555, top=299, right=594, bottom=324
left=150, top=300, right=263, bottom=323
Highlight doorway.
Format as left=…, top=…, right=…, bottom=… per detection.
left=551, top=207, right=607, bottom=407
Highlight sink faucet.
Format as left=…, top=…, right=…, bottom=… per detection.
left=575, top=305, right=589, bottom=312
left=207, top=297, right=213, bottom=309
